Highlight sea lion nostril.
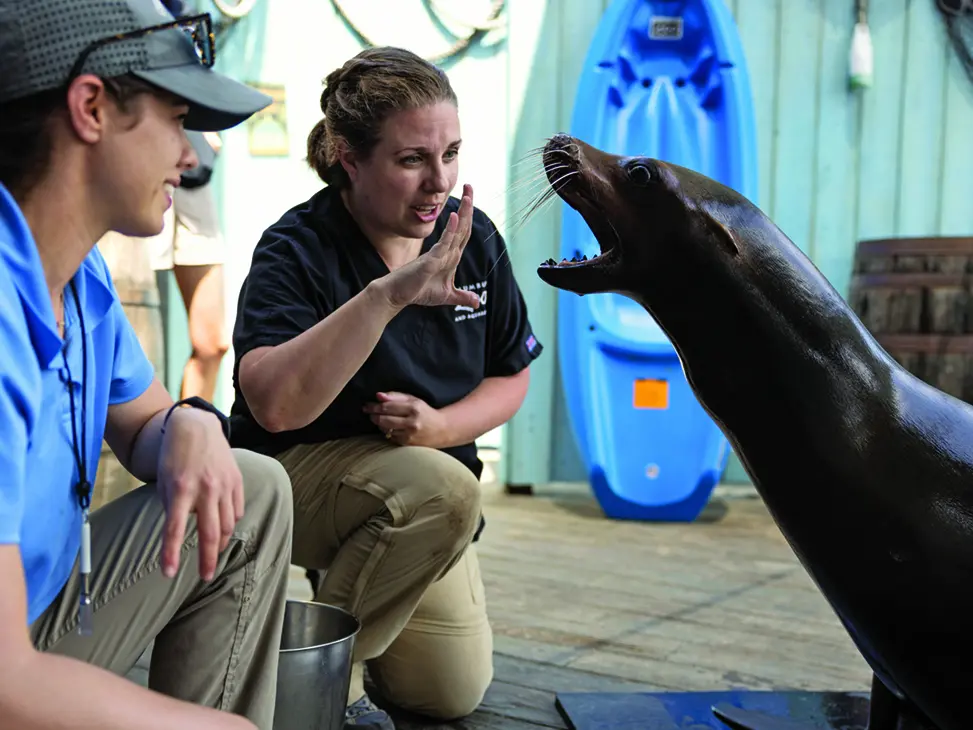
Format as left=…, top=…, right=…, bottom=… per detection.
left=547, top=133, right=581, bottom=162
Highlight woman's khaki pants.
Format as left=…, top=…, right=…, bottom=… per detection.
left=277, top=437, right=493, bottom=721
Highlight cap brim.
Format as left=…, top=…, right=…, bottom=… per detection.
left=132, top=65, right=272, bottom=132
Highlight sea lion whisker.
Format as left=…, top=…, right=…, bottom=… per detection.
left=501, top=181, right=560, bottom=215
left=500, top=185, right=561, bottom=239
left=484, top=242, right=511, bottom=278
left=512, top=190, right=558, bottom=229
left=507, top=168, right=565, bottom=195
left=489, top=182, right=562, bottom=244
left=494, top=170, right=551, bottom=199
left=550, top=170, right=580, bottom=191
left=517, top=186, right=563, bottom=228
left=506, top=161, right=568, bottom=190
left=509, top=146, right=549, bottom=169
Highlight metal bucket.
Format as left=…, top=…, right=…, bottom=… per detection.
left=273, top=599, right=361, bottom=730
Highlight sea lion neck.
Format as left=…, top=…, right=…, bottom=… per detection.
left=632, top=204, right=895, bottom=449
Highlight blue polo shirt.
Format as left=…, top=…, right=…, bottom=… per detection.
left=0, top=182, right=155, bottom=625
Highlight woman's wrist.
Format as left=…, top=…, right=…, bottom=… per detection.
left=364, top=278, right=408, bottom=319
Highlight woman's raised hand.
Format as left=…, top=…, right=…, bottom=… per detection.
left=381, top=183, right=481, bottom=311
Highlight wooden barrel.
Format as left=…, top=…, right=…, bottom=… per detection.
left=849, top=236, right=973, bottom=403
left=92, top=231, right=166, bottom=510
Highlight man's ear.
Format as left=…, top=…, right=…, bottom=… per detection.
left=701, top=210, right=740, bottom=256
left=64, top=75, right=109, bottom=145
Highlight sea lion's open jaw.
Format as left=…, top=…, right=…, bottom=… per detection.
left=537, top=134, right=622, bottom=293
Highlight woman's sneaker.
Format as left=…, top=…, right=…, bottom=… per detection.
left=345, top=695, right=395, bottom=730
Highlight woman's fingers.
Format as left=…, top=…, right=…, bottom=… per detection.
left=453, top=185, right=474, bottom=252
left=370, top=413, right=412, bottom=432
left=448, top=288, right=481, bottom=309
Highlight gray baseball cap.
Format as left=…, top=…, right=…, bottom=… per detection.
left=0, top=0, right=271, bottom=131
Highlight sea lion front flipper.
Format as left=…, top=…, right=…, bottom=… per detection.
left=711, top=703, right=830, bottom=730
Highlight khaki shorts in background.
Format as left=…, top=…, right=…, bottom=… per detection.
left=148, top=184, right=226, bottom=272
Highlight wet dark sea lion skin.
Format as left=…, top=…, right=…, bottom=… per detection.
left=536, top=133, right=973, bottom=730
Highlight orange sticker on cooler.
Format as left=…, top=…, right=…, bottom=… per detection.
left=633, top=379, right=669, bottom=409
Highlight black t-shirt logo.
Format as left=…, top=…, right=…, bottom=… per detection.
left=454, top=279, right=489, bottom=322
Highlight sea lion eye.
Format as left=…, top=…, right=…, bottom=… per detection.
left=628, top=163, right=652, bottom=186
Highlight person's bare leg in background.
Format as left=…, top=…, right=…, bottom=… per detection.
left=173, top=262, right=228, bottom=402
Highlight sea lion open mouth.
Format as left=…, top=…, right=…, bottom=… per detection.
left=537, top=133, right=626, bottom=293
left=536, top=133, right=751, bottom=302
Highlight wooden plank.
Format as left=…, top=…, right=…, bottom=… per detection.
left=854, top=0, right=908, bottom=241
left=564, top=647, right=869, bottom=692
left=483, top=568, right=857, bottom=647
left=769, top=0, right=823, bottom=254
left=264, top=481, right=880, bottom=729
left=467, top=488, right=872, bottom=702
left=491, top=653, right=658, bottom=695
left=809, top=0, right=861, bottom=299
left=721, top=0, right=778, bottom=484
left=390, top=651, right=666, bottom=728
left=486, top=487, right=868, bottom=673
left=503, top=0, right=568, bottom=488
left=732, top=0, right=781, bottom=212
left=895, top=0, right=949, bottom=237
left=937, top=28, right=973, bottom=235
left=394, top=712, right=554, bottom=730
left=484, top=594, right=865, bottom=682
left=478, top=681, right=573, bottom=728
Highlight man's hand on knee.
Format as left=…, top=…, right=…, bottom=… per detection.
left=158, top=408, right=244, bottom=581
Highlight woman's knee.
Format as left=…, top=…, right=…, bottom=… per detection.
left=424, top=667, right=493, bottom=720
left=375, top=652, right=494, bottom=720
left=398, top=447, right=482, bottom=547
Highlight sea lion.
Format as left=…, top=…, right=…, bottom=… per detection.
left=536, top=133, right=972, bottom=730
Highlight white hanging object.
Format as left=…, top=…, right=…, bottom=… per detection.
left=849, top=20, right=874, bottom=89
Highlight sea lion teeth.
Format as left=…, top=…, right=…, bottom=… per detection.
left=535, top=132, right=973, bottom=730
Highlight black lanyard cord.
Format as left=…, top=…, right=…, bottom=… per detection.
left=62, top=278, right=90, bottom=511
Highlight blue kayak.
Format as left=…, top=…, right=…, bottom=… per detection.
left=556, top=0, right=758, bottom=521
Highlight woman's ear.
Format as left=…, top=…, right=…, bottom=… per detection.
left=337, top=143, right=358, bottom=184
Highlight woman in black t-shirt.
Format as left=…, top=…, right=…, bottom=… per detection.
left=229, top=47, right=543, bottom=729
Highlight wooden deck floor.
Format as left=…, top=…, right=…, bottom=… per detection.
left=131, top=475, right=873, bottom=728
left=310, top=478, right=873, bottom=729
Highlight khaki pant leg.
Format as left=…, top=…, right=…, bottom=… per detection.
left=277, top=437, right=483, bottom=706
left=29, top=449, right=294, bottom=730
left=368, top=546, right=493, bottom=720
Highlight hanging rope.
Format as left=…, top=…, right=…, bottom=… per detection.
left=211, top=0, right=259, bottom=19
left=329, top=0, right=506, bottom=65
left=935, top=0, right=973, bottom=87
left=427, top=0, right=507, bottom=33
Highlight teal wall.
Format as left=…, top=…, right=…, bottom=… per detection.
left=185, top=0, right=973, bottom=488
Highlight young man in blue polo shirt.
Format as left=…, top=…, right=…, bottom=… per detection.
left=0, top=1, right=294, bottom=729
